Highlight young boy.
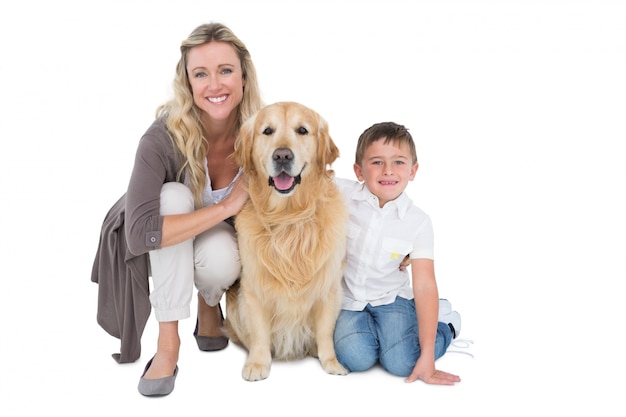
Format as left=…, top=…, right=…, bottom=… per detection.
left=334, top=122, right=461, bottom=385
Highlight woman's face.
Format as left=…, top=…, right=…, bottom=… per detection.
left=186, top=41, right=246, bottom=123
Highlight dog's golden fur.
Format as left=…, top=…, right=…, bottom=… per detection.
left=223, top=101, right=347, bottom=381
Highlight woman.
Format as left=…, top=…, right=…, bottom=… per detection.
left=91, top=22, right=264, bottom=396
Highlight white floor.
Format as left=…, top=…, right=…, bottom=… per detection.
left=2, top=254, right=622, bottom=416
left=2, top=1, right=625, bottom=415
left=7, top=291, right=483, bottom=415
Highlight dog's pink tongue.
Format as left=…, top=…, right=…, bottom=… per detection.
left=273, top=172, right=294, bottom=190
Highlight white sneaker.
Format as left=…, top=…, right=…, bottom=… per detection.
left=438, top=299, right=461, bottom=339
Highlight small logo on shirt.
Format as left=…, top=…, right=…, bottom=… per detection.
left=390, top=252, right=402, bottom=260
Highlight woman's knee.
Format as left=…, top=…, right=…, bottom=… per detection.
left=194, top=222, right=241, bottom=290
left=160, top=182, right=194, bottom=215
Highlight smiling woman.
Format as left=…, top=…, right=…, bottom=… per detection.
left=187, top=41, right=246, bottom=131
left=90, top=22, right=264, bottom=397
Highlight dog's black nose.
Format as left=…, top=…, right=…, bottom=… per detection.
left=273, top=148, right=293, bottom=166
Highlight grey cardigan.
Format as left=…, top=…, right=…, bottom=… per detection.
left=91, top=117, right=183, bottom=363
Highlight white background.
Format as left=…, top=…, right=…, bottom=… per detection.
left=1, top=0, right=625, bottom=415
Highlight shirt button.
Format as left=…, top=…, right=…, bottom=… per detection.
left=150, top=236, right=157, bottom=243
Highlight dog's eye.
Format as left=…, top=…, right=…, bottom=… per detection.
left=296, top=126, right=309, bottom=135
left=262, top=127, right=274, bottom=135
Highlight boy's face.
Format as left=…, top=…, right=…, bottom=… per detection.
left=354, top=138, right=418, bottom=208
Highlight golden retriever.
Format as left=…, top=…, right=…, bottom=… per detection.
left=224, top=101, right=348, bottom=381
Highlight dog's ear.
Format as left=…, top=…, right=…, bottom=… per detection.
left=318, top=115, right=340, bottom=168
left=234, top=114, right=256, bottom=172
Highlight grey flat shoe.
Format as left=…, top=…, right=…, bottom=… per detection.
left=193, top=304, right=229, bottom=351
left=137, top=357, right=178, bottom=397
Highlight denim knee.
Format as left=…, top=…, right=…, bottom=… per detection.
left=379, top=322, right=455, bottom=377
left=334, top=311, right=379, bottom=372
left=379, top=338, right=416, bottom=377
left=334, top=332, right=379, bottom=372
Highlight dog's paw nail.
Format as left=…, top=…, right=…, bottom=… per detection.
left=242, top=363, right=270, bottom=381
left=321, top=359, right=348, bottom=376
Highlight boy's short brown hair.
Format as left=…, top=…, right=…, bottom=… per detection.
left=355, top=122, right=418, bottom=165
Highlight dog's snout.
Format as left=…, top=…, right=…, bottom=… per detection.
left=272, top=148, right=293, bottom=165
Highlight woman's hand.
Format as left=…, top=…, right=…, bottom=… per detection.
left=221, top=174, right=249, bottom=216
left=399, top=255, right=411, bottom=271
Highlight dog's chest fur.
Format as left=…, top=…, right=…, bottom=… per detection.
left=234, top=188, right=346, bottom=359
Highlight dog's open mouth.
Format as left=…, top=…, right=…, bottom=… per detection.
left=268, top=171, right=302, bottom=194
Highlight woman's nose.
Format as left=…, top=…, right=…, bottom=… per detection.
left=205, top=74, right=219, bottom=90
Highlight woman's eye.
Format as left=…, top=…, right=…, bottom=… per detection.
left=221, top=68, right=233, bottom=75
left=194, top=72, right=207, bottom=78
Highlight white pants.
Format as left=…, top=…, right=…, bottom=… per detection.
left=148, top=182, right=240, bottom=322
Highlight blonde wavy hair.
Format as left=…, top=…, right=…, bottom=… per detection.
left=156, top=23, right=264, bottom=208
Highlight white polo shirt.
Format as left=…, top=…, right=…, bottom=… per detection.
left=335, top=178, right=434, bottom=311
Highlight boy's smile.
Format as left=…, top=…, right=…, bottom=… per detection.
left=354, top=139, right=418, bottom=208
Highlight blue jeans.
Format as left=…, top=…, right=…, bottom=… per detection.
left=333, top=296, right=453, bottom=377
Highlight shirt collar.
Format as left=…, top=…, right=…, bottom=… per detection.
left=351, top=183, right=411, bottom=219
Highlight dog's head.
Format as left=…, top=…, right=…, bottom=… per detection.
left=234, top=102, right=339, bottom=196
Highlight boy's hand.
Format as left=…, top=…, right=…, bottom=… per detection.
left=405, top=357, right=461, bottom=385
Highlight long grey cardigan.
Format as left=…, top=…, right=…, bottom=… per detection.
left=91, top=117, right=184, bottom=363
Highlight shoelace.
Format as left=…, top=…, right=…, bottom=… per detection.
left=448, top=339, right=475, bottom=358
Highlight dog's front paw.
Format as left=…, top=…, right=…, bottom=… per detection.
left=320, top=357, right=348, bottom=376
left=242, top=362, right=271, bottom=381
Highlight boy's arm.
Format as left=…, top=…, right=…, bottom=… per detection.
left=411, top=258, right=439, bottom=362
left=406, top=258, right=460, bottom=385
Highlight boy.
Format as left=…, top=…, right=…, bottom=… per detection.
left=334, top=122, right=461, bottom=384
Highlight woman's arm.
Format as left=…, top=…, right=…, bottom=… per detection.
left=160, top=174, right=248, bottom=247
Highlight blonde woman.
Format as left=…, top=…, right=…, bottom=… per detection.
left=92, top=22, right=264, bottom=396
